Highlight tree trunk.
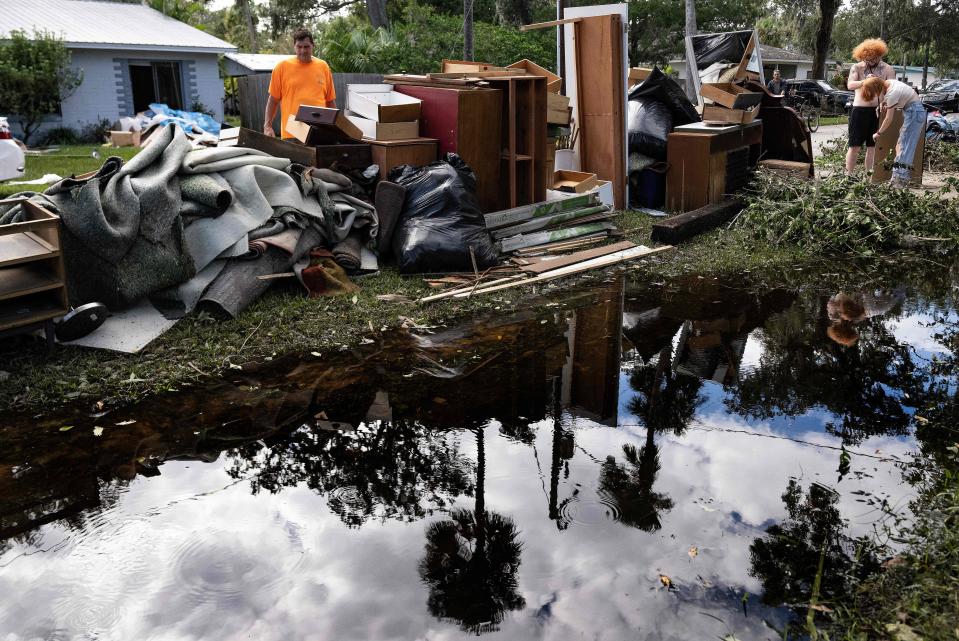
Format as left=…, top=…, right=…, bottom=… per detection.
left=684, top=0, right=698, bottom=101
left=366, top=0, right=389, bottom=30
left=237, top=0, right=257, bottom=52
left=812, top=0, right=840, bottom=79
left=495, top=0, right=532, bottom=27
left=464, top=0, right=474, bottom=61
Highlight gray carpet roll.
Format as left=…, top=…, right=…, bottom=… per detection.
left=374, top=181, right=406, bottom=257
left=180, top=173, right=233, bottom=211
left=332, top=231, right=363, bottom=273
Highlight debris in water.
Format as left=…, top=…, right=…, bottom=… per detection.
left=93, top=426, right=104, bottom=436
left=658, top=574, right=672, bottom=589
left=688, top=546, right=698, bottom=558
left=58, top=425, right=73, bottom=432
left=115, top=419, right=136, bottom=426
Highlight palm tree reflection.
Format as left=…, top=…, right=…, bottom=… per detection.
left=419, top=424, right=525, bottom=634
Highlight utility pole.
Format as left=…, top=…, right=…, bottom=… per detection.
left=464, top=0, right=474, bottom=61
left=879, top=0, right=886, bottom=40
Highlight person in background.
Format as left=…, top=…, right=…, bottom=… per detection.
left=862, top=76, right=926, bottom=188
left=845, top=38, right=895, bottom=175
left=766, top=69, right=787, bottom=96
left=263, top=28, right=336, bottom=139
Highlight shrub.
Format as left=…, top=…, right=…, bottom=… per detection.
left=39, top=126, right=82, bottom=146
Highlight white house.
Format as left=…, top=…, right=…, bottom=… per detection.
left=0, top=0, right=236, bottom=138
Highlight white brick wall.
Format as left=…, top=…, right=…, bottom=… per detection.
left=9, top=47, right=225, bottom=139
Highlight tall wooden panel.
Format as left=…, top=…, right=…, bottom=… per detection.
left=393, top=85, right=502, bottom=212
left=573, top=14, right=626, bottom=209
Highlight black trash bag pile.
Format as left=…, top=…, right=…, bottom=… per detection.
left=691, top=31, right=753, bottom=67
left=389, top=153, right=499, bottom=274
left=627, top=67, right=700, bottom=161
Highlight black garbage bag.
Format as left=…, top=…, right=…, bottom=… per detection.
left=628, top=98, right=673, bottom=160
left=389, top=153, right=499, bottom=274
left=628, top=67, right=700, bottom=126
left=691, top=31, right=753, bottom=68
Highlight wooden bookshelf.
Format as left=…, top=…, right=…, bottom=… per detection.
left=0, top=201, right=69, bottom=338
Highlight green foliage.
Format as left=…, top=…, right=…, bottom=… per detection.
left=0, top=30, right=83, bottom=144
left=313, top=3, right=555, bottom=74
left=734, top=170, right=959, bottom=256
left=147, top=0, right=210, bottom=25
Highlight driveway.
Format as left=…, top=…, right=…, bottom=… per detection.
left=811, top=123, right=846, bottom=152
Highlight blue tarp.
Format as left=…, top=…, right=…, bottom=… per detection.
left=148, top=103, right=220, bottom=136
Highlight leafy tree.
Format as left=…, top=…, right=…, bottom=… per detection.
left=147, top=0, right=210, bottom=24
left=0, top=30, right=83, bottom=144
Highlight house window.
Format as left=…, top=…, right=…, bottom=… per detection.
left=129, top=61, right=183, bottom=112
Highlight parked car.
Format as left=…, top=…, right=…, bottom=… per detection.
left=784, top=79, right=854, bottom=114
left=920, top=79, right=959, bottom=113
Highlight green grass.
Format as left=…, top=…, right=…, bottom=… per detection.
left=0, top=144, right=141, bottom=198
left=820, top=115, right=849, bottom=127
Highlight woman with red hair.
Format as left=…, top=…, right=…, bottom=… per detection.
left=862, top=76, right=925, bottom=188
left=845, top=38, right=895, bottom=175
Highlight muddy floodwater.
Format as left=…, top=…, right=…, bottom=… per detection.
left=2, top=268, right=958, bottom=640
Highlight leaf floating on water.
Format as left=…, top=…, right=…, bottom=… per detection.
left=885, top=623, right=924, bottom=641
left=95, top=400, right=105, bottom=411
left=58, top=425, right=73, bottom=432
left=914, top=415, right=929, bottom=424
left=688, top=546, right=698, bottom=558
left=115, top=419, right=136, bottom=426
left=311, top=351, right=321, bottom=357
left=93, top=426, right=104, bottom=437
left=658, top=574, right=672, bottom=589
left=228, top=363, right=243, bottom=370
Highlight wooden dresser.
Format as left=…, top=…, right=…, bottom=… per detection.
left=665, top=121, right=763, bottom=212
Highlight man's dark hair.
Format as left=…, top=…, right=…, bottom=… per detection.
left=293, top=28, right=313, bottom=44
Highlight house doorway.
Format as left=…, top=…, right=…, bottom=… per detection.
left=129, top=61, right=184, bottom=112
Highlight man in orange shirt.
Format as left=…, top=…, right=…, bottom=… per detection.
left=264, top=28, right=336, bottom=138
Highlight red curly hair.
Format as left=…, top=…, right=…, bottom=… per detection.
left=861, top=77, right=887, bottom=101
left=853, top=38, right=888, bottom=61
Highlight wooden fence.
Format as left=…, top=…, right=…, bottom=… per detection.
left=237, top=72, right=384, bottom=133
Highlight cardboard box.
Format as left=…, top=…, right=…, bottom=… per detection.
left=346, top=113, right=419, bottom=141
left=547, top=93, right=571, bottom=125
left=507, top=59, right=562, bottom=93
left=547, top=180, right=613, bottom=207
left=628, top=67, right=652, bottom=84
left=702, top=104, right=759, bottom=124
left=552, top=170, right=598, bottom=194
left=441, top=59, right=508, bottom=73
left=347, top=84, right=422, bottom=123
left=110, top=130, right=140, bottom=147
left=700, top=83, right=763, bottom=110
left=293, top=105, right=363, bottom=143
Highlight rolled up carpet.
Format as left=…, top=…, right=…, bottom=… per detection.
left=374, top=181, right=405, bottom=257
left=180, top=173, right=232, bottom=211
left=332, top=231, right=363, bottom=273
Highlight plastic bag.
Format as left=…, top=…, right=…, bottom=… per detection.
left=628, top=98, right=673, bottom=160
left=691, top=31, right=753, bottom=68
left=389, top=153, right=499, bottom=274
left=628, top=67, right=700, bottom=126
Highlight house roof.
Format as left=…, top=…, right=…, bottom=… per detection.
left=223, top=53, right=290, bottom=75
left=759, top=44, right=811, bottom=63
left=0, top=0, right=236, bottom=53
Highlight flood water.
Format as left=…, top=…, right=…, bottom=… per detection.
left=2, top=267, right=958, bottom=640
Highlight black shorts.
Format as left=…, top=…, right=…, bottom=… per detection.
left=848, top=106, right=879, bottom=147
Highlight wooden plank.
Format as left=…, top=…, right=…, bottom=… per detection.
left=0, top=233, right=58, bottom=268
left=650, top=199, right=745, bottom=245
left=520, top=17, right=582, bottom=31
left=236, top=127, right=317, bottom=165
left=452, top=245, right=675, bottom=298
left=573, top=15, right=626, bottom=209
left=418, top=275, right=528, bottom=303
left=521, top=240, right=636, bottom=273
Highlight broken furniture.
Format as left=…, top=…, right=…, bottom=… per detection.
left=0, top=200, right=69, bottom=347
left=237, top=127, right=372, bottom=170
left=871, top=108, right=926, bottom=186
left=552, top=170, right=598, bottom=193
left=347, top=84, right=422, bottom=123
left=665, top=120, right=762, bottom=212
left=487, top=75, right=549, bottom=210
left=370, top=138, right=439, bottom=180
left=393, top=84, right=503, bottom=212
left=744, top=82, right=815, bottom=177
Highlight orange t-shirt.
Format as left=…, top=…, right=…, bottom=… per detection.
left=268, top=57, right=335, bottom=138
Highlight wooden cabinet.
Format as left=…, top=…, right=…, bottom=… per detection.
left=0, top=200, right=69, bottom=342
left=393, top=85, right=502, bottom=212
left=665, top=121, right=763, bottom=212
left=370, top=138, right=438, bottom=179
